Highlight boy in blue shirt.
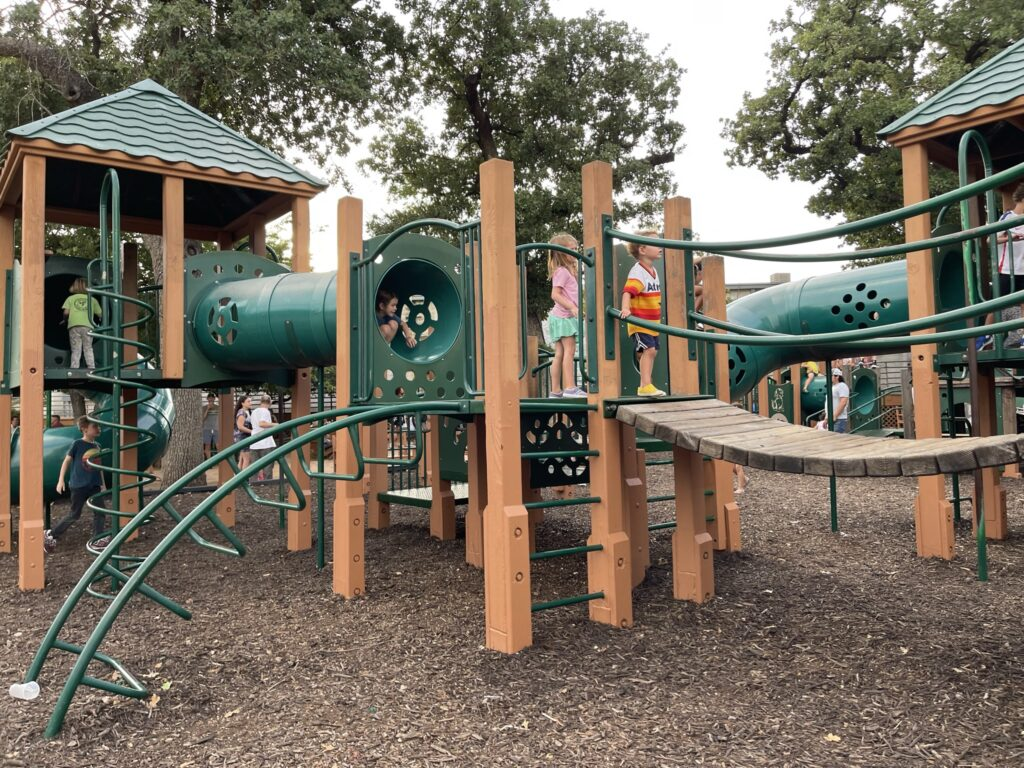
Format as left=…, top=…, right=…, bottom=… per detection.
left=44, top=415, right=109, bottom=552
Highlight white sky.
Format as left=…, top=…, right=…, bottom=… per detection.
left=306, top=0, right=849, bottom=283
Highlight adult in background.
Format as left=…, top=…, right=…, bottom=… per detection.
left=249, top=395, right=277, bottom=481
left=201, top=392, right=219, bottom=459
left=830, top=367, right=850, bottom=434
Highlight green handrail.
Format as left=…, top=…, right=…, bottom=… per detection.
left=958, top=130, right=998, bottom=307
left=24, top=400, right=467, bottom=738
left=606, top=157, right=1024, bottom=256
left=531, top=591, right=604, bottom=612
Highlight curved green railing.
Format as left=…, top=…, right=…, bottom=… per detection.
left=21, top=400, right=466, bottom=738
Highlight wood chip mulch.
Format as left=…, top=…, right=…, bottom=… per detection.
left=3, top=466, right=1024, bottom=767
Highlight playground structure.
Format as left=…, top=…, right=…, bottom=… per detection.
left=4, top=40, right=1024, bottom=735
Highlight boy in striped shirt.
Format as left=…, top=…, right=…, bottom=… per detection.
left=621, top=230, right=666, bottom=397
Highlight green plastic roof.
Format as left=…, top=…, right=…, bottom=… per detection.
left=8, top=79, right=327, bottom=189
left=879, top=38, right=1024, bottom=137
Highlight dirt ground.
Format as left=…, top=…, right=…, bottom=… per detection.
left=3, top=466, right=1024, bottom=767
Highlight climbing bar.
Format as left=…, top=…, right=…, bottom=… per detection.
left=521, top=400, right=596, bottom=412
left=648, top=494, right=675, bottom=503
left=521, top=449, right=599, bottom=460
left=358, top=216, right=480, bottom=266
left=50, top=641, right=147, bottom=699
left=531, top=591, right=605, bottom=612
left=649, top=521, right=676, bottom=531
left=530, top=543, right=603, bottom=562
left=646, top=457, right=674, bottom=466
left=524, top=495, right=601, bottom=510
left=605, top=157, right=1024, bottom=255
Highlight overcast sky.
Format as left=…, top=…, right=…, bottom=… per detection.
left=306, top=0, right=849, bottom=282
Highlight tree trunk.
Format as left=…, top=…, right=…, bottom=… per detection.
left=140, top=233, right=207, bottom=486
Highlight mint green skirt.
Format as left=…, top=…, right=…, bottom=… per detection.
left=548, top=314, right=578, bottom=341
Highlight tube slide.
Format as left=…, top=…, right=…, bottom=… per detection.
left=10, top=388, right=175, bottom=504
left=726, top=247, right=966, bottom=401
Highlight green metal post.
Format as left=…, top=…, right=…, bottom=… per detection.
left=316, top=366, right=325, bottom=571
left=945, top=371, right=962, bottom=523
left=825, top=359, right=838, bottom=533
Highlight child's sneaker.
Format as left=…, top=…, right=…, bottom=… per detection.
left=43, top=529, right=56, bottom=554
left=562, top=387, right=587, bottom=397
left=549, top=391, right=563, bottom=398
left=91, top=536, right=112, bottom=551
left=637, top=384, right=666, bottom=397
left=976, top=335, right=994, bottom=351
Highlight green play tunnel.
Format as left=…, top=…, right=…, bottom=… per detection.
left=727, top=247, right=966, bottom=401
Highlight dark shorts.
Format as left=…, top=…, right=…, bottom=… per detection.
left=632, top=332, right=660, bottom=353
left=834, top=419, right=849, bottom=434
left=998, top=273, right=1024, bottom=297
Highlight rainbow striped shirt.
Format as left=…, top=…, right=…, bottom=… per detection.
left=622, top=262, right=661, bottom=336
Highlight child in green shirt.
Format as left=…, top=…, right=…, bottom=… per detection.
left=62, top=278, right=101, bottom=368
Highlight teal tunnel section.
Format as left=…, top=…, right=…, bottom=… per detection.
left=727, top=246, right=966, bottom=402
left=9, top=389, right=175, bottom=505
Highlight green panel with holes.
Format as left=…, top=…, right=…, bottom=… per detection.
left=521, top=409, right=591, bottom=488
left=353, top=233, right=471, bottom=405
left=438, top=415, right=469, bottom=482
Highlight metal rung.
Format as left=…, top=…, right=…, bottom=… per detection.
left=521, top=449, right=598, bottom=460
left=645, top=458, right=673, bottom=466
left=524, top=495, right=600, bottom=510
left=51, top=640, right=147, bottom=699
left=531, top=543, right=603, bottom=561
left=648, top=521, right=675, bottom=531
left=647, top=494, right=674, bottom=503
left=704, top=489, right=714, bottom=496
left=531, top=591, right=605, bottom=612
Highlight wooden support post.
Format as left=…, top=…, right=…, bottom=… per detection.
left=19, top=154, right=46, bottom=590
left=250, top=214, right=267, bottom=257
left=621, top=425, right=649, bottom=588
left=672, top=446, right=715, bottom=602
left=900, top=368, right=916, bottom=439
left=334, top=197, right=366, bottom=598
left=214, top=388, right=236, bottom=526
left=664, top=197, right=699, bottom=394
left=465, top=416, right=486, bottom=568
left=521, top=335, right=540, bottom=398
left=161, top=176, right=184, bottom=379
left=0, top=206, right=13, bottom=554
left=120, top=244, right=140, bottom=535
left=1001, top=387, right=1021, bottom=479
left=581, top=161, right=632, bottom=629
left=972, top=367, right=1007, bottom=539
left=427, top=415, right=456, bottom=540
left=902, top=144, right=954, bottom=559
left=789, top=364, right=803, bottom=426
left=366, top=421, right=390, bottom=530
left=702, top=255, right=741, bottom=552
left=757, top=376, right=771, bottom=420
left=287, top=198, right=312, bottom=551
left=480, top=159, right=532, bottom=652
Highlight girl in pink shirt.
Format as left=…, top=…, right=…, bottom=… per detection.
left=547, top=233, right=585, bottom=398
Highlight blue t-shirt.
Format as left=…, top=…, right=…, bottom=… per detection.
left=377, top=312, right=400, bottom=326
left=67, top=438, right=102, bottom=489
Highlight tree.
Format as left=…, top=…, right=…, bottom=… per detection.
left=1, top=0, right=409, bottom=484
left=362, top=0, right=684, bottom=323
left=722, top=0, right=1024, bottom=255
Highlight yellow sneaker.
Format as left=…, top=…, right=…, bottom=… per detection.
left=637, top=384, right=666, bottom=397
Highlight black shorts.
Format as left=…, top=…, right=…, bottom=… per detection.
left=999, top=272, right=1024, bottom=297
left=632, top=332, right=660, bottom=353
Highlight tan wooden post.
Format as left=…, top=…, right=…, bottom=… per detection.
left=366, top=421, right=390, bottom=530
left=120, top=244, right=140, bottom=536
left=581, top=160, right=632, bottom=629
left=1001, top=387, right=1021, bottom=479
left=464, top=416, right=486, bottom=568
left=789, top=363, right=803, bottom=425
left=702, top=255, right=741, bottom=551
left=427, top=414, right=456, bottom=540
left=334, top=197, right=365, bottom=597
left=0, top=206, right=13, bottom=554
left=287, top=198, right=312, bottom=551
left=664, top=197, right=699, bottom=394
left=161, top=176, right=184, bottom=380
left=673, top=445, right=715, bottom=602
left=521, top=335, right=540, bottom=397
left=621, top=424, right=649, bottom=587
left=19, top=154, right=46, bottom=590
left=902, top=143, right=954, bottom=559
left=757, top=375, right=771, bottom=421
left=480, top=159, right=532, bottom=652
left=215, top=388, right=236, bottom=526
left=972, top=367, right=1007, bottom=539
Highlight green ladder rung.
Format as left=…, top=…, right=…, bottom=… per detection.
left=91, top=563, right=192, bottom=619
left=521, top=449, right=598, bottom=460
left=648, top=518, right=715, bottom=532
left=524, top=495, right=600, bottom=510
left=531, top=591, right=605, bottom=612
left=645, top=458, right=674, bottom=466
left=648, top=494, right=675, bottom=503
left=530, top=543, right=603, bottom=561
left=51, top=640, right=148, bottom=699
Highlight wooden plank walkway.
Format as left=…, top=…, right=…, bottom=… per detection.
left=616, top=399, right=1023, bottom=478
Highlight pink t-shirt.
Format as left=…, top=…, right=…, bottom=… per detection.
left=550, top=266, right=578, bottom=319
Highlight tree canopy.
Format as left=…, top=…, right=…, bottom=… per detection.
left=362, top=0, right=684, bottom=320
left=722, top=0, right=1024, bottom=255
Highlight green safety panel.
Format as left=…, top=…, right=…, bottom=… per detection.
left=849, top=367, right=881, bottom=432
left=438, top=415, right=469, bottom=483
left=521, top=408, right=591, bottom=489
left=767, top=378, right=793, bottom=421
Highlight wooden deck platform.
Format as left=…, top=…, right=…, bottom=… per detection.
left=616, top=399, right=1022, bottom=478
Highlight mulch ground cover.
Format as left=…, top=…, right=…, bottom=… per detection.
left=3, top=466, right=1024, bottom=767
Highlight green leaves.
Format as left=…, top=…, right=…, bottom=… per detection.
left=722, top=0, right=1024, bottom=251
